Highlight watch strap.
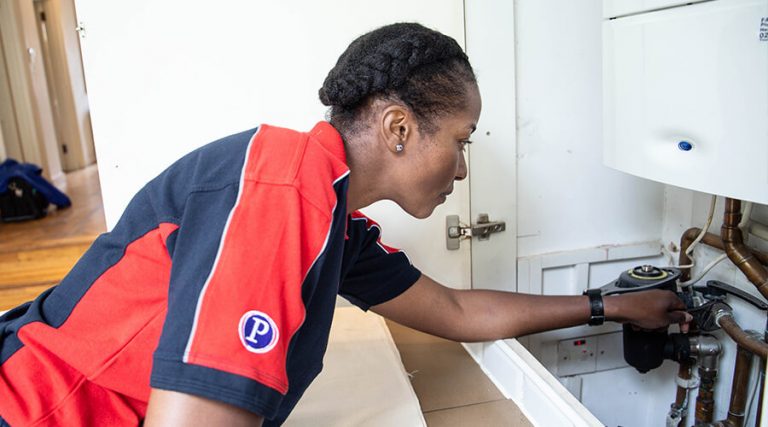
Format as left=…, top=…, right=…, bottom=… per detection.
left=583, top=288, right=605, bottom=326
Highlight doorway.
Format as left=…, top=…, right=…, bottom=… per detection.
left=0, top=0, right=95, bottom=174
left=33, top=0, right=96, bottom=172
left=0, top=0, right=104, bottom=311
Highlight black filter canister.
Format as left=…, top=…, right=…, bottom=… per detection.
left=622, top=324, right=668, bottom=373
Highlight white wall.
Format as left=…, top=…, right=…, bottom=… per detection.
left=75, top=0, right=465, bottom=228
left=513, top=3, right=670, bottom=422
left=515, top=0, right=665, bottom=258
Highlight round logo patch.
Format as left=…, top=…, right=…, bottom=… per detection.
left=239, top=311, right=279, bottom=353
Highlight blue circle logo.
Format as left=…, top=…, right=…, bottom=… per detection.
left=239, top=311, right=279, bottom=353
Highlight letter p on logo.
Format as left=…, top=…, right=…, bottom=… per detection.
left=239, top=311, right=279, bottom=353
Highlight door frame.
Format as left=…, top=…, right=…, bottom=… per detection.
left=0, top=0, right=64, bottom=186
left=0, top=20, right=25, bottom=162
left=462, top=1, right=601, bottom=424
left=34, top=0, right=96, bottom=172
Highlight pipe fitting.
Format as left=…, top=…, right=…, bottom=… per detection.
left=672, top=359, right=695, bottom=427
left=696, top=366, right=720, bottom=423
left=703, top=421, right=737, bottom=427
left=675, top=371, right=700, bottom=389
left=667, top=405, right=685, bottom=427
left=690, top=335, right=722, bottom=372
left=713, top=305, right=734, bottom=328
left=721, top=199, right=768, bottom=299
left=678, top=227, right=768, bottom=281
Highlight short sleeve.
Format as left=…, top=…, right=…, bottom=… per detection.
left=150, top=180, right=333, bottom=419
left=339, top=212, right=422, bottom=310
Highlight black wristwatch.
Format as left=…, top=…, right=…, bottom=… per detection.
left=583, top=288, right=605, bottom=326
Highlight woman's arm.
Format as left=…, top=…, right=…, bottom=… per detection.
left=371, top=274, right=690, bottom=342
left=143, top=389, right=264, bottom=427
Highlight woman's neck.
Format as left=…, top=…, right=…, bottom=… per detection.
left=343, top=132, right=390, bottom=215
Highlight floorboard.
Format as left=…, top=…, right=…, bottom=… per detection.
left=0, top=165, right=105, bottom=310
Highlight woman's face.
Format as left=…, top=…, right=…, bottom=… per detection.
left=397, top=84, right=482, bottom=219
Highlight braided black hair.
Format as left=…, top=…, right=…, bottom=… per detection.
left=319, top=23, right=476, bottom=136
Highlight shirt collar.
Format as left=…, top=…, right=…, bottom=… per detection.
left=308, top=121, right=347, bottom=166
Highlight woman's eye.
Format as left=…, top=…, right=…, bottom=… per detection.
left=459, top=140, right=472, bottom=151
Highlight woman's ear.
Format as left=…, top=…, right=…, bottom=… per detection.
left=380, top=105, right=412, bottom=154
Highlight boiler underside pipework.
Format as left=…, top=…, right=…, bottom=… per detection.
left=595, top=198, right=768, bottom=427
left=675, top=198, right=768, bottom=427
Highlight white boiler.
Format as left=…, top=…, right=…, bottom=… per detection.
left=603, top=0, right=768, bottom=203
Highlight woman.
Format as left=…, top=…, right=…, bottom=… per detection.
left=0, top=23, right=689, bottom=426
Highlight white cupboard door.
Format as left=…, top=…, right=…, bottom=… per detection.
left=75, top=0, right=471, bottom=291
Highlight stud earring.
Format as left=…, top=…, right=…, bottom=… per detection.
left=395, top=144, right=404, bottom=152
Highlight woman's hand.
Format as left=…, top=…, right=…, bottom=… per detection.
left=604, top=290, right=693, bottom=332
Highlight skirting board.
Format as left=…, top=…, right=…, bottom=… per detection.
left=463, top=340, right=602, bottom=426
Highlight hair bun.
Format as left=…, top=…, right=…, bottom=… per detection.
left=319, top=23, right=467, bottom=109
left=320, top=23, right=475, bottom=136
left=318, top=74, right=369, bottom=107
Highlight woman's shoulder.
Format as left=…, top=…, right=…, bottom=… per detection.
left=158, top=127, right=261, bottom=191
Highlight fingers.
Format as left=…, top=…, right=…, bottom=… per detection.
left=668, top=310, right=693, bottom=333
left=669, top=295, right=687, bottom=311
left=654, top=289, right=686, bottom=310
left=619, top=290, right=692, bottom=331
left=662, top=291, right=692, bottom=333
left=667, top=310, right=691, bottom=325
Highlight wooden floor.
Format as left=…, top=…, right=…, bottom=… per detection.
left=0, top=165, right=106, bottom=311
left=387, top=320, right=532, bottom=426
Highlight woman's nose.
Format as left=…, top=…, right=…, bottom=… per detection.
left=455, top=152, right=468, bottom=181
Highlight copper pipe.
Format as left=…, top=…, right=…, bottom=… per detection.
left=693, top=335, right=722, bottom=424
left=725, top=345, right=755, bottom=427
left=676, top=201, right=768, bottom=425
left=718, top=315, right=768, bottom=358
left=706, top=421, right=736, bottom=426
left=756, top=357, right=765, bottom=427
left=721, top=199, right=768, bottom=299
left=706, top=421, right=736, bottom=427
left=679, top=228, right=768, bottom=282
left=752, top=250, right=768, bottom=267
left=696, top=367, right=718, bottom=423
left=671, top=358, right=694, bottom=426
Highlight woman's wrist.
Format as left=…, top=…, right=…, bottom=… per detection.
left=602, top=294, right=626, bottom=323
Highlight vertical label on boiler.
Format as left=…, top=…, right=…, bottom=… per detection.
left=761, top=17, right=768, bottom=41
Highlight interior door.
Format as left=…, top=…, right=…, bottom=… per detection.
left=35, top=0, right=97, bottom=171
left=363, top=0, right=520, bottom=293
left=0, top=37, right=25, bottom=162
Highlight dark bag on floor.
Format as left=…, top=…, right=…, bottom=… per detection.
left=0, top=158, right=71, bottom=222
left=0, top=177, right=50, bottom=221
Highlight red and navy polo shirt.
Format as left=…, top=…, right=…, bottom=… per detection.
left=0, top=122, right=421, bottom=426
